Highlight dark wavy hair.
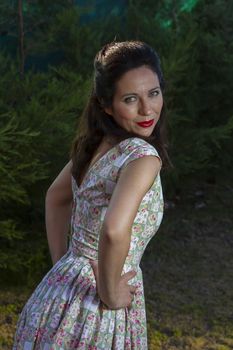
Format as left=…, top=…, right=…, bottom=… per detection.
left=70, top=40, right=172, bottom=186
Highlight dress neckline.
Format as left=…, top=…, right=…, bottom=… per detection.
left=75, top=137, right=138, bottom=190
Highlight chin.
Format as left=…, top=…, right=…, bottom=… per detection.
left=139, top=129, right=153, bottom=135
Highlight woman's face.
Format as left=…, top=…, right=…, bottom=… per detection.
left=104, top=65, right=163, bottom=137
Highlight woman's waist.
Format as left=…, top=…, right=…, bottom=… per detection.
left=68, top=242, right=142, bottom=273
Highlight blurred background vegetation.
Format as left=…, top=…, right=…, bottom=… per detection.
left=0, top=1, right=233, bottom=348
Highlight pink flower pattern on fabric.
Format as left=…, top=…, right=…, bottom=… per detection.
left=13, top=137, right=164, bottom=349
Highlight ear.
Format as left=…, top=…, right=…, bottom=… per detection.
left=104, top=106, right=113, bottom=116
left=98, top=98, right=113, bottom=116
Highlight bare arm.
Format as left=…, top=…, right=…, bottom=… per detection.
left=45, top=160, right=73, bottom=265
left=98, top=155, right=161, bottom=307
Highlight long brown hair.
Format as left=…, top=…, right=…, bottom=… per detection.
left=70, top=41, right=172, bottom=186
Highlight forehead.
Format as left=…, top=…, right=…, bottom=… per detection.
left=115, top=66, right=159, bottom=93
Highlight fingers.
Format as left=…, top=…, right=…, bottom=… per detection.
left=122, top=270, right=137, bottom=281
left=89, top=259, right=98, bottom=271
left=89, top=260, right=99, bottom=282
left=89, top=259, right=98, bottom=268
left=129, top=285, right=137, bottom=294
left=128, top=289, right=135, bottom=310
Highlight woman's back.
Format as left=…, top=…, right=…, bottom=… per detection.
left=13, top=40, right=169, bottom=350
left=13, top=137, right=164, bottom=349
left=70, top=137, right=163, bottom=263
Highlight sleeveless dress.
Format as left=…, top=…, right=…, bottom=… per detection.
left=13, top=137, right=164, bottom=350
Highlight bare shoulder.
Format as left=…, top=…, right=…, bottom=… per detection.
left=119, top=154, right=161, bottom=193
left=103, top=154, right=161, bottom=235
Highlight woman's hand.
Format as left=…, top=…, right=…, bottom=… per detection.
left=89, top=260, right=137, bottom=310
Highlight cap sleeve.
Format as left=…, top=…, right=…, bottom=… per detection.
left=120, top=138, right=162, bottom=172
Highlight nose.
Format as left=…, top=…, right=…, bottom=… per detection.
left=138, top=98, right=152, bottom=116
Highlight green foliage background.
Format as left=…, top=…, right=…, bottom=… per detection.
left=0, top=0, right=232, bottom=286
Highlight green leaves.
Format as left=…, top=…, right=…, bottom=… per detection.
left=0, top=0, right=233, bottom=285
left=0, top=113, right=46, bottom=205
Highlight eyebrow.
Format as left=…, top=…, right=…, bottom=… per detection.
left=121, top=86, right=161, bottom=98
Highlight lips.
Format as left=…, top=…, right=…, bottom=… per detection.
left=136, top=119, right=154, bottom=127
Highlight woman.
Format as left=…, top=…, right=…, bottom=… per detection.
left=13, top=41, right=170, bottom=349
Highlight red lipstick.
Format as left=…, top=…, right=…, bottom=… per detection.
left=136, top=119, right=154, bottom=128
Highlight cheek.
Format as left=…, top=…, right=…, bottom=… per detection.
left=159, top=96, right=164, bottom=109
left=152, top=97, right=163, bottom=113
left=116, top=105, right=136, bottom=120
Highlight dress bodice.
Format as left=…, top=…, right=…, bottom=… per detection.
left=13, top=136, right=165, bottom=350
left=69, top=137, right=164, bottom=271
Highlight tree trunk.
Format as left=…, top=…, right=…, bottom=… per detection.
left=18, top=0, right=24, bottom=79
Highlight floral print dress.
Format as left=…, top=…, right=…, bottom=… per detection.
left=13, top=137, right=164, bottom=350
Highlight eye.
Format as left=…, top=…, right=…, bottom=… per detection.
left=150, top=89, right=160, bottom=97
left=124, top=96, right=137, bottom=103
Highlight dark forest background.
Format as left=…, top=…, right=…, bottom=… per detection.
left=0, top=0, right=232, bottom=289
left=1, top=1, right=233, bottom=348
